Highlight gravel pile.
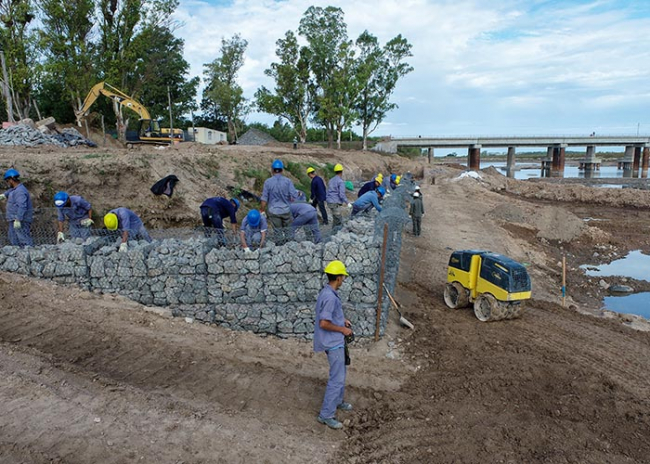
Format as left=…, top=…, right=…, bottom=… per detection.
left=0, top=124, right=96, bottom=147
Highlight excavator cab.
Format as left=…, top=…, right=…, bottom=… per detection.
left=124, top=119, right=174, bottom=148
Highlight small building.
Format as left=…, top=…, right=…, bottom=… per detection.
left=191, top=127, right=227, bottom=144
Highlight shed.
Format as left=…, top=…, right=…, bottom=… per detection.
left=191, top=127, right=227, bottom=144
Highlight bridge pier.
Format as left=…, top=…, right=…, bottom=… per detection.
left=427, top=147, right=433, bottom=164
left=541, top=147, right=553, bottom=177
left=579, top=145, right=600, bottom=172
left=618, top=146, right=634, bottom=177
left=506, top=147, right=516, bottom=178
left=633, top=147, right=641, bottom=177
left=468, top=145, right=481, bottom=171
left=551, top=145, right=566, bottom=177
left=642, top=147, right=649, bottom=178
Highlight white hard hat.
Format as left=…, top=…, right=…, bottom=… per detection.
left=413, top=192, right=420, bottom=198
left=414, top=185, right=421, bottom=191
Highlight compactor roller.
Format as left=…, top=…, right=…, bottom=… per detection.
left=443, top=250, right=531, bottom=322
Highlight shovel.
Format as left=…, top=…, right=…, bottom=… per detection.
left=383, top=284, right=415, bottom=330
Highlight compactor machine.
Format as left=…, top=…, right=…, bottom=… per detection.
left=444, top=250, right=531, bottom=321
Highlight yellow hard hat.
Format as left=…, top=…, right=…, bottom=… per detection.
left=324, top=260, right=349, bottom=276
left=104, top=213, right=118, bottom=230
left=396, top=175, right=401, bottom=185
left=377, top=173, right=383, bottom=180
left=374, top=176, right=382, bottom=183
left=306, top=167, right=315, bottom=174
left=333, top=163, right=344, bottom=172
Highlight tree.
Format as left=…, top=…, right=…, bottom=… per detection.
left=354, top=31, right=413, bottom=150
left=0, top=0, right=37, bottom=120
left=203, top=34, right=248, bottom=143
left=255, top=31, right=312, bottom=143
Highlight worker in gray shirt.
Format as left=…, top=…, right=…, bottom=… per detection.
left=290, top=202, right=321, bottom=243
left=325, top=163, right=349, bottom=231
left=260, top=159, right=299, bottom=245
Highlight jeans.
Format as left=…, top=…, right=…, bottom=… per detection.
left=319, top=347, right=346, bottom=419
left=8, top=221, right=33, bottom=247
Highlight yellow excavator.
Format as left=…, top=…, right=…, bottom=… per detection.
left=75, top=82, right=183, bottom=148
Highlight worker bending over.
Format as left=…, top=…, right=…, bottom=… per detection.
left=357, top=174, right=382, bottom=198
left=54, top=191, right=93, bottom=243
left=290, top=202, right=321, bottom=243
left=103, top=207, right=152, bottom=252
left=240, top=209, right=267, bottom=252
left=200, top=196, right=240, bottom=244
left=351, top=187, right=385, bottom=216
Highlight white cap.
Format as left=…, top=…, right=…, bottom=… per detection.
left=413, top=192, right=420, bottom=198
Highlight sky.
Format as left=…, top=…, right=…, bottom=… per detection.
left=173, top=0, right=650, bottom=139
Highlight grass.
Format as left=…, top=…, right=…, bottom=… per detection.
left=82, top=153, right=112, bottom=160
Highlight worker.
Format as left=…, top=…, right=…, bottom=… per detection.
left=200, top=196, right=240, bottom=243
left=351, top=187, right=385, bottom=216
left=357, top=175, right=383, bottom=198
left=307, top=167, right=328, bottom=225
left=260, top=159, right=299, bottom=244
left=0, top=169, right=33, bottom=247
left=103, top=207, right=152, bottom=252
left=290, top=202, right=322, bottom=243
left=409, top=191, right=425, bottom=237
left=240, top=209, right=267, bottom=251
left=314, top=260, right=353, bottom=430
left=326, top=163, right=350, bottom=231
left=54, top=191, right=93, bottom=243
left=389, top=174, right=401, bottom=190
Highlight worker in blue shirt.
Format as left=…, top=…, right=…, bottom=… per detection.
left=0, top=169, right=33, bottom=247
left=326, top=164, right=349, bottom=231
left=389, top=174, right=401, bottom=190
left=103, top=207, right=151, bottom=252
left=307, top=167, right=328, bottom=225
left=357, top=175, right=382, bottom=198
left=200, top=196, right=240, bottom=244
left=239, top=209, right=267, bottom=251
left=260, top=159, right=299, bottom=245
left=54, top=191, right=93, bottom=242
left=314, top=260, right=353, bottom=430
left=351, top=187, right=385, bottom=216
left=290, top=202, right=321, bottom=243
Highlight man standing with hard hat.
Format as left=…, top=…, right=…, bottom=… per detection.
left=307, top=167, right=328, bottom=225
left=54, top=191, right=93, bottom=243
left=357, top=174, right=383, bottom=198
left=260, top=159, right=299, bottom=245
left=326, top=164, right=349, bottom=231
left=103, top=207, right=152, bottom=252
left=239, top=209, right=267, bottom=251
left=314, top=260, right=353, bottom=430
left=0, top=169, right=33, bottom=247
left=409, top=191, right=425, bottom=237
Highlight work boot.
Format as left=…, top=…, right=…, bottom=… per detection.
left=317, top=416, right=343, bottom=429
left=337, top=402, right=353, bottom=411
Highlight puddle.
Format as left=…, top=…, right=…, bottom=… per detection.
left=598, top=184, right=623, bottom=189
left=582, top=250, right=650, bottom=281
left=603, top=292, right=650, bottom=319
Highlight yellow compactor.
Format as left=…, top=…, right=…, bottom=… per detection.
left=444, top=250, right=531, bottom=321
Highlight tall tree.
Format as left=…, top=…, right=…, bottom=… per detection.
left=0, top=0, right=36, bottom=120
left=255, top=31, right=312, bottom=143
left=354, top=31, right=413, bottom=150
left=203, top=34, right=248, bottom=143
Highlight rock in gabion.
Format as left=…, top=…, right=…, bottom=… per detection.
left=0, top=124, right=96, bottom=147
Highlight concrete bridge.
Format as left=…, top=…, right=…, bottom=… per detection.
left=373, top=136, right=650, bottom=177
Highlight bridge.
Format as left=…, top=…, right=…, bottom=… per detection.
left=373, top=136, right=650, bottom=177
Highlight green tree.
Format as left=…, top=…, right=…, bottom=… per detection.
left=203, top=34, right=248, bottom=143
left=255, top=31, right=312, bottom=143
left=354, top=31, right=413, bottom=150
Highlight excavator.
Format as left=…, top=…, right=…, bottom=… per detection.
left=75, top=82, right=183, bottom=148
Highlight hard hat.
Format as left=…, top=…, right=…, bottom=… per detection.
left=374, top=176, right=382, bottom=183
left=324, top=260, right=349, bottom=276
left=413, top=192, right=420, bottom=198
left=333, top=163, right=343, bottom=172
left=306, top=167, right=315, bottom=174
left=390, top=174, right=397, bottom=182
left=54, top=191, right=69, bottom=207
left=272, top=159, right=284, bottom=170
left=377, top=186, right=386, bottom=196
left=3, top=168, right=20, bottom=180
left=104, top=213, right=118, bottom=230
left=231, top=198, right=240, bottom=211
left=377, top=173, right=383, bottom=179
left=247, top=209, right=261, bottom=227
left=396, top=176, right=401, bottom=184
left=414, top=185, right=421, bottom=191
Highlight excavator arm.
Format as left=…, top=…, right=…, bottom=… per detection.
left=75, top=82, right=151, bottom=124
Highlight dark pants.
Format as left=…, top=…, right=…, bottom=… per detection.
left=201, top=206, right=226, bottom=244
left=412, top=216, right=422, bottom=236
left=312, top=199, right=329, bottom=224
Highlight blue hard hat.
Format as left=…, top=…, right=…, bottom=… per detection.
left=54, top=191, right=69, bottom=207
left=247, top=209, right=261, bottom=227
left=377, top=186, right=386, bottom=196
left=231, top=198, right=240, bottom=211
left=4, top=168, right=19, bottom=180
left=272, top=159, right=284, bottom=170
left=390, top=174, right=397, bottom=182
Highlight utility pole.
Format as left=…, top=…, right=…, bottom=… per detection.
left=0, top=49, right=15, bottom=123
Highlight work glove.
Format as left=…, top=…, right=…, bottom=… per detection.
left=260, top=211, right=266, bottom=218
left=347, top=203, right=353, bottom=209
left=80, top=218, right=94, bottom=227
left=384, top=193, right=391, bottom=198
left=13, top=220, right=21, bottom=229
left=0, top=194, right=5, bottom=201
left=243, top=247, right=251, bottom=253
left=119, top=242, right=128, bottom=253
left=57, top=232, right=65, bottom=244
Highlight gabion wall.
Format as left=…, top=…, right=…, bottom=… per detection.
left=0, top=216, right=386, bottom=339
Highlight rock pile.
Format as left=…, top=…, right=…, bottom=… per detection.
left=0, top=124, right=96, bottom=148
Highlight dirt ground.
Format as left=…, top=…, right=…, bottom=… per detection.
left=2, top=146, right=650, bottom=463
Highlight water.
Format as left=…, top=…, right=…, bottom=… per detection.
left=603, top=293, right=650, bottom=319
left=480, top=161, right=633, bottom=180
left=581, top=250, right=650, bottom=281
